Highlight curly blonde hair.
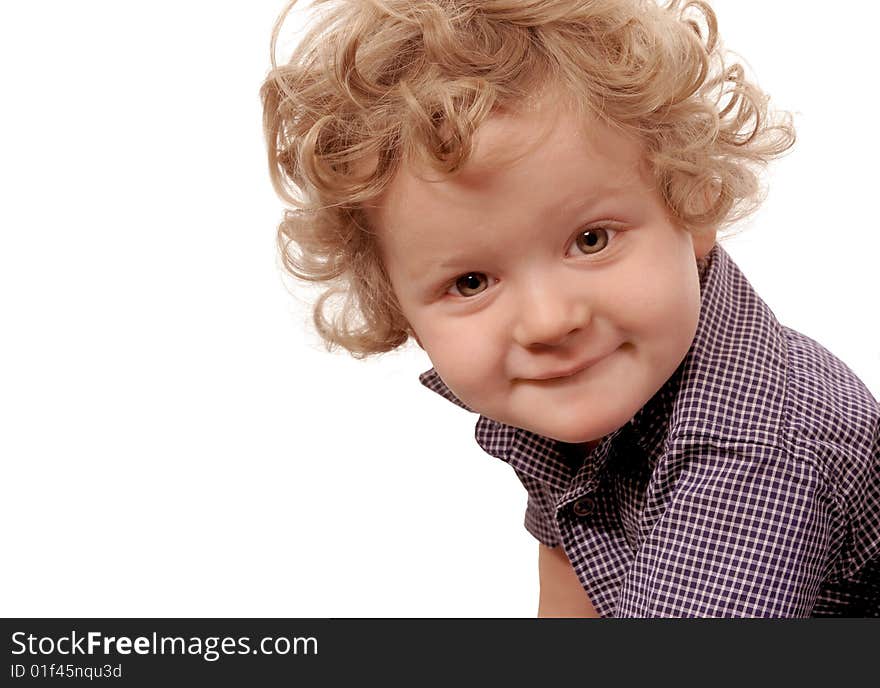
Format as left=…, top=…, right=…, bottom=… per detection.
left=261, top=0, right=795, bottom=357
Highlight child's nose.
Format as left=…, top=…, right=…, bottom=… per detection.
left=511, top=282, right=591, bottom=348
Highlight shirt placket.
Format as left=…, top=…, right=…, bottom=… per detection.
left=554, top=434, right=636, bottom=618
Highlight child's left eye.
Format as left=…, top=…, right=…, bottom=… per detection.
left=567, top=227, right=617, bottom=257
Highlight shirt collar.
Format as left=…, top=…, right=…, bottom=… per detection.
left=671, top=243, right=787, bottom=446
left=418, top=243, right=788, bottom=488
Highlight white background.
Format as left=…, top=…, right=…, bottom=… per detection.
left=1, top=1, right=877, bottom=618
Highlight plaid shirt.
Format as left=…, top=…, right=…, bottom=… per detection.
left=420, top=244, right=880, bottom=617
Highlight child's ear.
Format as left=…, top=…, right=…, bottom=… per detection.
left=693, top=226, right=717, bottom=260
left=686, top=181, right=719, bottom=260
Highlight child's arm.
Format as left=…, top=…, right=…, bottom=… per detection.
left=538, top=543, right=601, bottom=618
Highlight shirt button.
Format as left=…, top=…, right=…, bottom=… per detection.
left=572, top=497, right=595, bottom=518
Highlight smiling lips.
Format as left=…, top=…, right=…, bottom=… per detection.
left=529, top=352, right=609, bottom=381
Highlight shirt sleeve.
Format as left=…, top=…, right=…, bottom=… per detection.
left=615, top=440, right=846, bottom=618
left=830, top=423, right=880, bottom=582
left=512, top=470, right=562, bottom=548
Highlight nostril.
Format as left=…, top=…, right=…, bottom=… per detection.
left=512, top=294, right=591, bottom=348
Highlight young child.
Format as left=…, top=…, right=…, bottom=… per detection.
left=261, top=0, right=880, bottom=617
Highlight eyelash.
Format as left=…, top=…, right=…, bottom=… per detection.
left=443, top=225, right=619, bottom=299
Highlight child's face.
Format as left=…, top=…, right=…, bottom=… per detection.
left=366, top=102, right=715, bottom=444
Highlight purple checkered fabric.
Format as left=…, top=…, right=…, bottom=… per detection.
left=419, top=243, right=880, bottom=617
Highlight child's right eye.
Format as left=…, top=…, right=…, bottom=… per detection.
left=448, top=272, right=493, bottom=297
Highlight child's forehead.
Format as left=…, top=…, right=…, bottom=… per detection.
left=435, top=102, right=640, bottom=182
left=446, top=105, right=572, bottom=182
left=366, top=104, right=648, bottom=233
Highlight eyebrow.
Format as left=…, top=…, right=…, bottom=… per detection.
left=423, top=250, right=499, bottom=284
left=557, top=186, right=625, bottom=217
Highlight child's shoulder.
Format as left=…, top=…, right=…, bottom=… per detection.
left=781, top=325, right=879, bottom=448
left=777, top=326, right=878, bottom=535
left=674, top=243, right=878, bottom=472
left=673, top=244, right=879, bottom=579
left=778, top=325, right=880, bottom=582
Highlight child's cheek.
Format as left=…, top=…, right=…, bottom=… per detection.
left=419, top=324, right=503, bottom=408
left=625, top=259, right=701, bottom=365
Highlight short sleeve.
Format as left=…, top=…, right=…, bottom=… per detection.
left=615, top=441, right=846, bottom=618
left=513, top=470, right=562, bottom=548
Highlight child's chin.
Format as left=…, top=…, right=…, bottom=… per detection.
left=524, top=422, right=605, bottom=445
left=548, top=431, right=603, bottom=445
left=525, top=408, right=633, bottom=444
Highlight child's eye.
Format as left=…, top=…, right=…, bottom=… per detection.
left=568, top=226, right=617, bottom=257
left=448, top=272, right=493, bottom=297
